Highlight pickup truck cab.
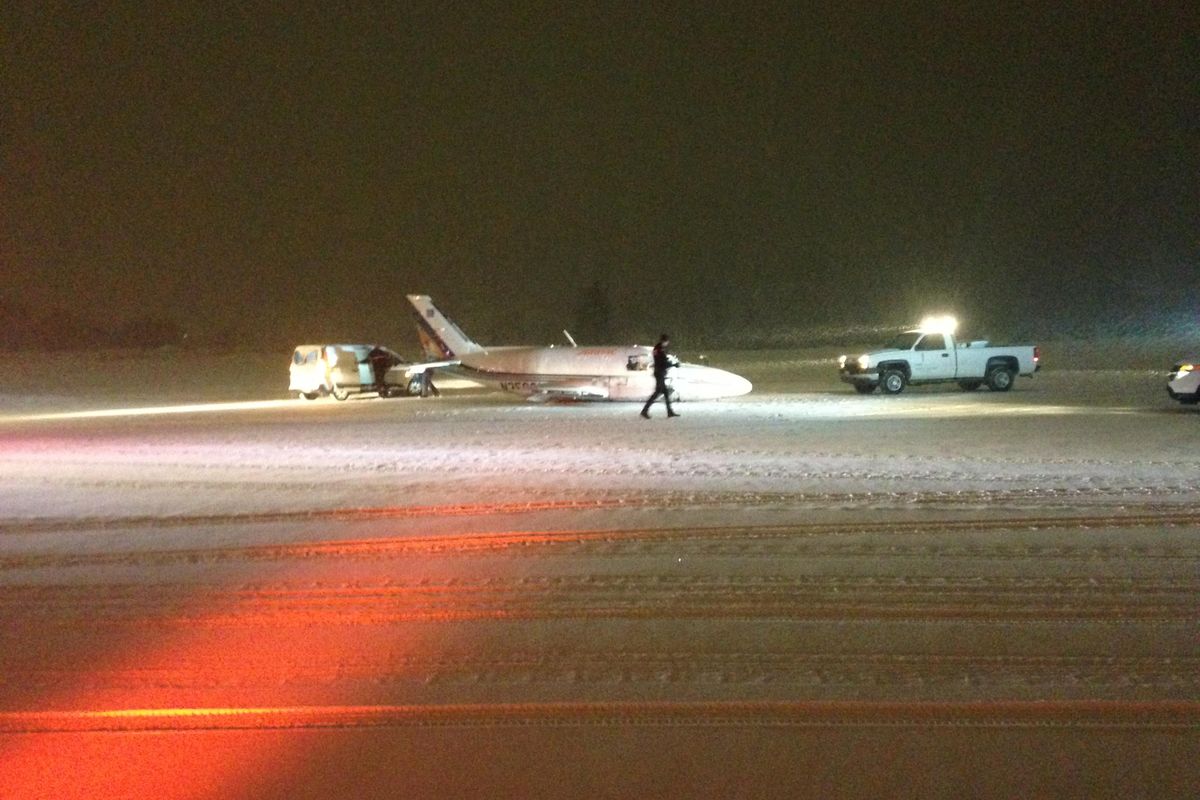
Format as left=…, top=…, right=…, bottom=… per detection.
left=838, top=321, right=1040, bottom=395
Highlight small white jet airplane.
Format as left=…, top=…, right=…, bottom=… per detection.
left=406, top=294, right=753, bottom=402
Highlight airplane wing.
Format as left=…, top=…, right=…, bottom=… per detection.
left=530, top=384, right=610, bottom=401
left=402, top=359, right=460, bottom=375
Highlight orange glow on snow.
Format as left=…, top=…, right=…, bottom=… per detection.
left=0, top=546, right=435, bottom=799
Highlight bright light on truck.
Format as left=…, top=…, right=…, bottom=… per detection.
left=919, top=315, right=959, bottom=335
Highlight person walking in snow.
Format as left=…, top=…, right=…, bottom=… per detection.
left=641, top=333, right=680, bottom=418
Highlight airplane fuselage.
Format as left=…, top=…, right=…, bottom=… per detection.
left=451, top=346, right=752, bottom=402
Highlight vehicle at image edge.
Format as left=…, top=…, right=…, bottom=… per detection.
left=1166, top=358, right=1199, bottom=405
left=838, top=316, right=1040, bottom=395
left=289, top=344, right=426, bottom=400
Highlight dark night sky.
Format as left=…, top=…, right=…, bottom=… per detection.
left=3, top=3, right=1197, bottom=349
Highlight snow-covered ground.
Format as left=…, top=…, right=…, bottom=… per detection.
left=0, top=346, right=1197, bottom=799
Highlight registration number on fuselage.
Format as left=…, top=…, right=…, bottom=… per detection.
left=499, top=380, right=544, bottom=393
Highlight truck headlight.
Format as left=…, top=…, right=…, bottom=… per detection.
left=857, top=355, right=870, bottom=370
left=1178, top=363, right=1194, bottom=376
left=838, top=355, right=847, bottom=369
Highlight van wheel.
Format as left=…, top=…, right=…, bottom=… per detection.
left=880, top=369, right=907, bottom=395
left=331, top=386, right=351, bottom=401
left=407, top=377, right=424, bottom=396
left=986, top=366, right=1014, bottom=392
left=301, top=391, right=320, bottom=401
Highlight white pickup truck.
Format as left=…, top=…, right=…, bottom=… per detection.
left=838, top=327, right=1040, bottom=395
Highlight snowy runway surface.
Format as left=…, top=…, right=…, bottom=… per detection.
left=0, top=349, right=1197, bottom=798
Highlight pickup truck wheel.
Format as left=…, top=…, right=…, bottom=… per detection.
left=957, top=380, right=982, bottom=391
left=880, top=369, right=907, bottom=395
left=853, top=383, right=877, bottom=394
left=986, top=366, right=1014, bottom=392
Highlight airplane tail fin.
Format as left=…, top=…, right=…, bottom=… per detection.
left=406, top=295, right=484, bottom=359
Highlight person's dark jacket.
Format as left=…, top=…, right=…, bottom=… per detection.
left=652, top=342, right=675, bottom=378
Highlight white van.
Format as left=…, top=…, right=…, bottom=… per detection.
left=289, top=344, right=420, bottom=400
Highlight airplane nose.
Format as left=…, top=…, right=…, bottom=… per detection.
left=726, top=371, right=753, bottom=397
left=698, top=367, right=752, bottom=397
left=674, top=364, right=752, bottom=399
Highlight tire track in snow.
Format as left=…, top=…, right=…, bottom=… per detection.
left=2, top=700, right=1197, bottom=733
left=2, top=510, right=1197, bottom=571
left=2, top=574, right=1197, bottom=626
left=5, top=652, right=1197, bottom=695
left=2, top=487, right=1198, bottom=536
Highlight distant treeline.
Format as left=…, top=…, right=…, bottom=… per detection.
left=0, top=298, right=195, bottom=351
left=3, top=294, right=1194, bottom=353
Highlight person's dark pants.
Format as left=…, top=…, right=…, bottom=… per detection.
left=641, top=376, right=675, bottom=416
